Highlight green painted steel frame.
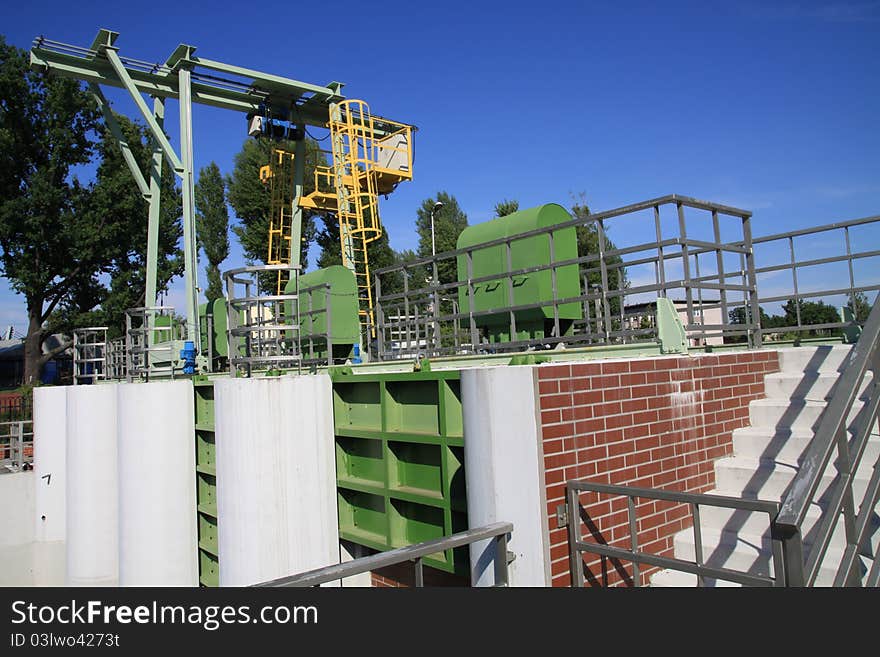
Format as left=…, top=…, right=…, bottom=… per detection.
left=330, top=369, right=468, bottom=575
left=193, top=377, right=218, bottom=586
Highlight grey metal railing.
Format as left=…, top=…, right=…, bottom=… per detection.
left=253, top=522, right=513, bottom=587
left=774, top=293, right=880, bottom=586
left=124, top=306, right=180, bottom=382
left=373, top=195, right=760, bottom=360
left=746, top=214, right=880, bottom=341
left=561, top=481, right=788, bottom=587
left=224, top=264, right=301, bottom=377
left=0, top=420, right=34, bottom=471
left=73, top=326, right=108, bottom=384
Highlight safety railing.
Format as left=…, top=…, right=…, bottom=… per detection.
left=774, top=293, right=880, bottom=587
left=224, top=264, right=301, bottom=377
left=124, top=306, right=181, bottom=382
left=253, top=522, right=514, bottom=588
left=0, top=420, right=34, bottom=471
left=745, top=214, right=880, bottom=342
left=72, top=326, right=108, bottom=385
left=297, top=281, right=336, bottom=368
left=561, top=480, right=789, bottom=587
left=373, top=195, right=760, bottom=360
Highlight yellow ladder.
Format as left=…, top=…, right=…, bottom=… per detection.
left=330, top=100, right=383, bottom=336
left=262, top=148, right=295, bottom=294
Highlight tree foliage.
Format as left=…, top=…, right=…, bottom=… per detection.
left=195, top=162, right=229, bottom=303
left=494, top=199, right=519, bottom=217
left=570, top=194, right=628, bottom=317
left=415, top=191, right=468, bottom=285
left=78, top=115, right=182, bottom=337
left=226, top=136, right=326, bottom=290
left=0, top=37, right=101, bottom=382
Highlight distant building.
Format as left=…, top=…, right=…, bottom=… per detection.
left=0, top=334, right=73, bottom=387
left=624, top=299, right=725, bottom=347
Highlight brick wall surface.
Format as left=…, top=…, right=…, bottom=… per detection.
left=538, top=350, right=779, bottom=587
left=370, top=563, right=469, bottom=587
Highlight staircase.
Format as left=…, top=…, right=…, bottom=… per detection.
left=651, top=344, right=880, bottom=586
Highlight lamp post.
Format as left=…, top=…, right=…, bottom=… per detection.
left=430, top=201, right=444, bottom=257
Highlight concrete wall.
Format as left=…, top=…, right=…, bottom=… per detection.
left=0, top=472, right=36, bottom=586
left=537, top=351, right=779, bottom=586
left=462, top=366, right=551, bottom=586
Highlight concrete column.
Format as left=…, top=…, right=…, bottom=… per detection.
left=117, top=380, right=198, bottom=586
left=215, top=374, right=339, bottom=586
left=462, top=366, right=551, bottom=586
left=66, top=384, right=119, bottom=586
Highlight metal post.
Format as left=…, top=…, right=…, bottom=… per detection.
left=567, top=487, right=584, bottom=587
left=712, top=210, right=729, bottom=337
left=145, top=96, right=165, bottom=350
left=677, top=202, right=694, bottom=328
left=178, top=66, right=200, bottom=347
left=325, top=284, right=333, bottom=367
left=654, top=204, right=666, bottom=294
left=742, top=212, right=761, bottom=348
left=374, top=274, right=384, bottom=360
left=290, top=133, right=306, bottom=269
left=494, top=532, right=510, bottom=587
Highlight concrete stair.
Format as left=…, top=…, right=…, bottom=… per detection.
left=651, top=345, right=880, bottom=587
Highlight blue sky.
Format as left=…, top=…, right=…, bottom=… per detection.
left=1, top=0, right=878, bottom=334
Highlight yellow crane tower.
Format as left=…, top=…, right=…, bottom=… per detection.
left=260, top=100, right=414, bottom=339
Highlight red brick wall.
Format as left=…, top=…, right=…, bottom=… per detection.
left=539, top=350, right=779, bottom=587
left=370, top=563, right=469, bottom=587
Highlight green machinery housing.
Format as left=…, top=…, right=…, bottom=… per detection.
left=456, top=204, right=583, bottom=344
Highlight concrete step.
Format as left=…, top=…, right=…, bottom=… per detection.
left=763, top=371, right=874, bottom=402
left=730, top=426, right=880, bottom=465
left=776, top=345, right=854, bottom=374
left=649, top=569, right=742, bottom=587
left=748, top=397, right=869, bottom=430
left=713, top=455, right=874, bottom=503
left=666, top=524, right=871, bottom=586
left=696, top=491, right=880, bottom=552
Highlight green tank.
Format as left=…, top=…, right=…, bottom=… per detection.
left=456, top=203, right=582, bottom=344
left=286, top=265, right=360, bottom=362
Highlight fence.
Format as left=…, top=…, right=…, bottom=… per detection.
left=0, top=420, right=34, bottom=471
left=372, top=195, right=760, bottom=360
left=370, top=197, right=880, bottom=361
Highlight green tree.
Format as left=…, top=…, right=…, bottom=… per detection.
left=415, top=192, right=468, bottom=285
left=226, top=137, right=326, bottom=290
left=315, top=215, right=406, bottom=295
left=570, top=194, right=628, bottom=320
left=782, top=299, right=841, bottom=335
left=849, top=290, right=872, bottom=323
left=0, top=37, right=100, bottom=383
left=195, top=162, right=229, bottom=303
left=494, top=199, right=519, bottom=217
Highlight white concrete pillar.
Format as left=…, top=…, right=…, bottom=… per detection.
left=462, top=366, right=551, bottom=586
left=65, top=384, right=118, bottom=586
left=215, top=374, right=339, bottom=586
left=117, top=380, right=198, bottom=586
left=32, top=385, right=68, bottom=584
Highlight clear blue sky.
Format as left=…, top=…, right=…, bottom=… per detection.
left=1, top=1, right=878, bottom=334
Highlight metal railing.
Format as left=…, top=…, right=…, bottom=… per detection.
left=562, top=481, right=789, bottom=587
left=124, top=306, right=181, bottom=382
left=254, top=522, right=513, bottom=587
left=774, top=293, right=880, bottom=586
left=372, top=195, right=760, bottom=360
left=298, top=281, right=335, bottom=368
left=72, top=326, right=108, bottom=384
left=0, top=420, right=34, bottom=471
left=747, top=214, right=880, bottom=341
left=224, top=264, right=301, bottom=377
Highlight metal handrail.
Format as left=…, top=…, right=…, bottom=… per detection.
left=563, top=481, right=787, bottom=587
left=253, top=522, right=513, bottom=588
left=774, top=294, right=880, bottom=586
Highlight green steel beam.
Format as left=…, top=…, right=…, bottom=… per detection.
left=89, top=83, right=150, bottom=198
left=145, top=97, right=164, bottom=341
left=178, top=66, right=200, bottom=345
left=102, top=47, right=184, bottom=172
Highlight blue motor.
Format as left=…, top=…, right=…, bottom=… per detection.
left=352, top=343, right=362, bottom=364
left=180, top=341, right=196, bottom=375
